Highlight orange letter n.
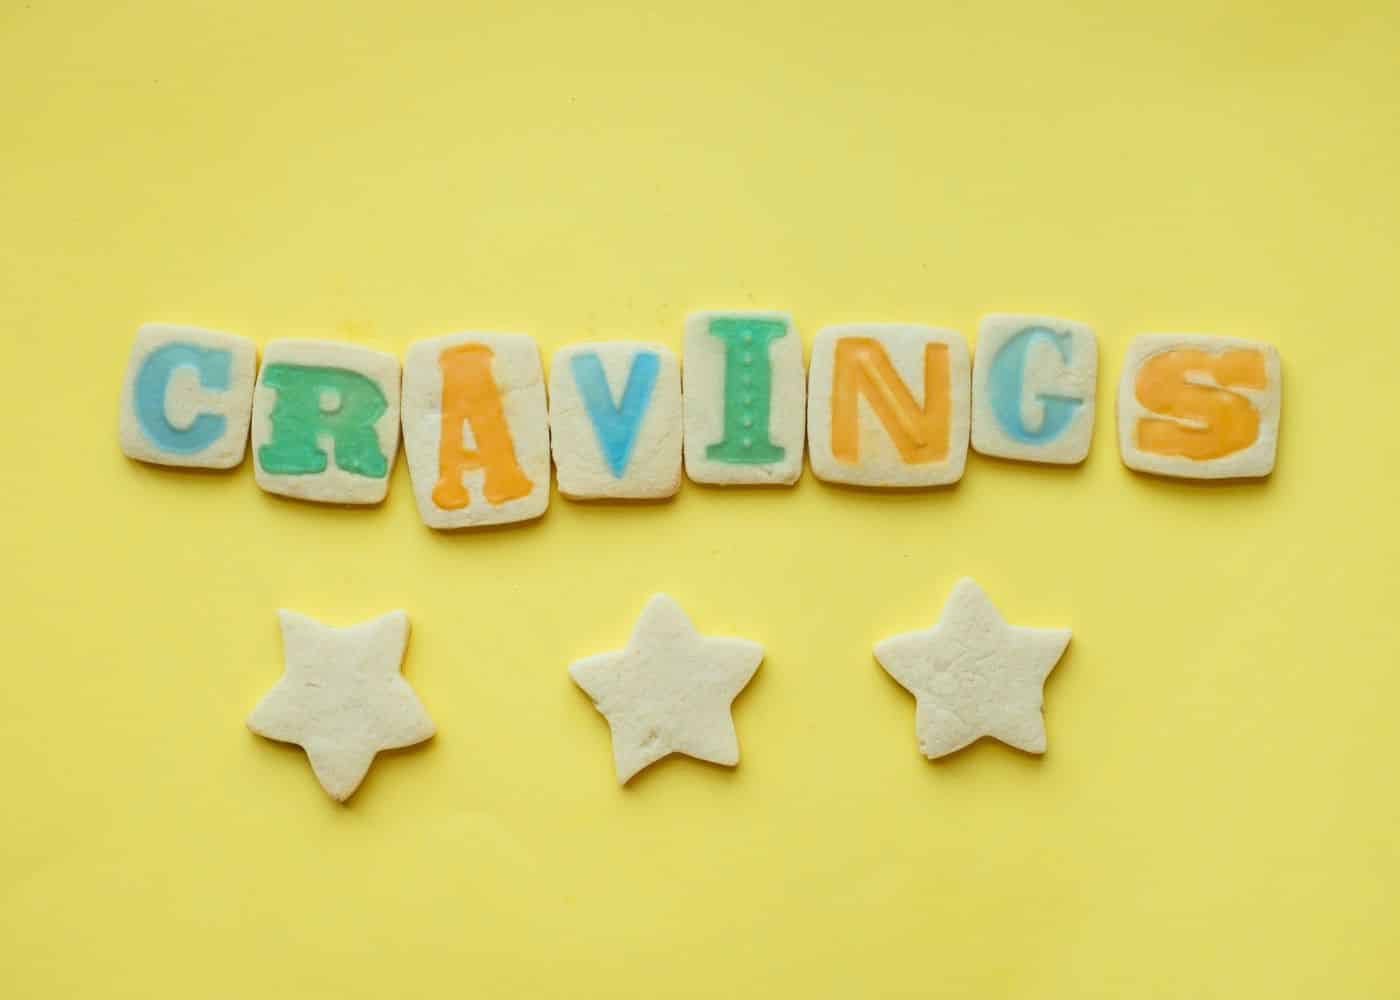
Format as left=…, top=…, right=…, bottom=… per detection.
left=432, top=344, right=533, bottom=509
left=831, top=338, right=950, bottom=463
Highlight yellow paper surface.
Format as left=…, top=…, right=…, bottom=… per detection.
left=2, top=2, right=1398, bottom=996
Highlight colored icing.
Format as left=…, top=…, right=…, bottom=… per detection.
left=704, top=316, right=786, bottom=465
left=1134, top=348, right=1267, bottom=460
left=831, top=338, right=949, bottom=464
left=134, top=342, right=231, bottom=453
left=258, top=364, right=389, bottom=477
left=988, top=326, right=1083, bottom=444
left=431, top=343, right=532, bottom=509
left=570, top=350, right=659, bottom=477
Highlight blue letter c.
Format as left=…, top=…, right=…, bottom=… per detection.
left=134, top=343, right=232, bottom=453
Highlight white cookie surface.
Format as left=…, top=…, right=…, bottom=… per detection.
left=682, top=310, right=806, bottom=485
left=247, top=609, right=434, bottom=801
left=569, top=594, right=763, bottom=783
left=118, top=323, right=257, bottom=469
left=251, top=339, right=402, bottom=504
left=1116, top=333, right=1281, bottom=480
left=807, top=324, right=971, bottom=487
left=971, top=314, right=1097, bottom=465
left=549, top=341, right=682, bottom=500
left=875, top=578, right=1070, bottom=759
left=401, top=333, right=550, bottom=529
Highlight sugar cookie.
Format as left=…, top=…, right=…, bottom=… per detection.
left=1116, top=333, right=1281, bottom=479
left=549, top=342, right=682, bottom=500
left=874, top=578, right=1070, bottom=759
left=118, top=323, right=257, bottom=469
left=247, top=609, right=434, bottom=801
left=682, top=310, right=806, bottom=485
left=251, top=339, right=402, bottom=504
left=401, top=333, right=550, bottom=528
left=971, top=314, right=1097, bottom=465
left=568, top=594, right=763, bottom=783
left=807, top=324, right=971, bottom=487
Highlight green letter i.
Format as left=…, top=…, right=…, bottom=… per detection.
left=705, top=316, right=786, bottom=465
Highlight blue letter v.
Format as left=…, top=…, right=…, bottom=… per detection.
left=570, top=350, right=660, bottom=477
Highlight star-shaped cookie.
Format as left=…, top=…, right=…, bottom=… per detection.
left=247, top=609, right=435, bottom=801
left=875, top=578, right=1070, bottom=758
left=569, top=594, right=763, bottom=783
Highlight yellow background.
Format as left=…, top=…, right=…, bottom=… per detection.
left=3, top=2, right=1397, bottom=996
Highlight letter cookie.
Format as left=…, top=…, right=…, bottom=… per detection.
left=682, top=310, right=806, bottom=485
left=807, top=324, right=971, bottom=486
left=548, top=342, right=682, bottom=500
left=118, top=323, right=257, bottom=468
left=251, top=339, right=402, bottom=504
left=971, top=314, right=1097, bottom=465
left=1116, top=334, right=1281, bottom=479
left=402, top=333, right=550, bottom=528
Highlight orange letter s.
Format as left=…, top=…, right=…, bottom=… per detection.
left=1134, top=348, right=1267, bottom=460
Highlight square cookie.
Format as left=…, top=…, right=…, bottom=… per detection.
left=682, top=310, right=806, bottom=485
left=1117, top=333, right=1281, bottom=480
left=401, top=333, right=550, bottom=528
left=971, top=314, right=1097, bottom=465
left=252, top=339, right=402, bottom=504
left=807, top=324, right=971, bottom=487
left=548, top=341, right=682, bottom=500
left=118, top=323, right=257, bottom=469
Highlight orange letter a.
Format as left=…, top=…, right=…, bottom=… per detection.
left=432, top=344, right=533, bottom=509
left=831, top=338, right=950, bottom=463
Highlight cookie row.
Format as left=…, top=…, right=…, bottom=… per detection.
left=248, top=582, right=1069, bottom=801
left=119, top=313, right=1283, bottom=522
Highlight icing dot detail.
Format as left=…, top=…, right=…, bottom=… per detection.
left=703, top=315, right=788, bottom=466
